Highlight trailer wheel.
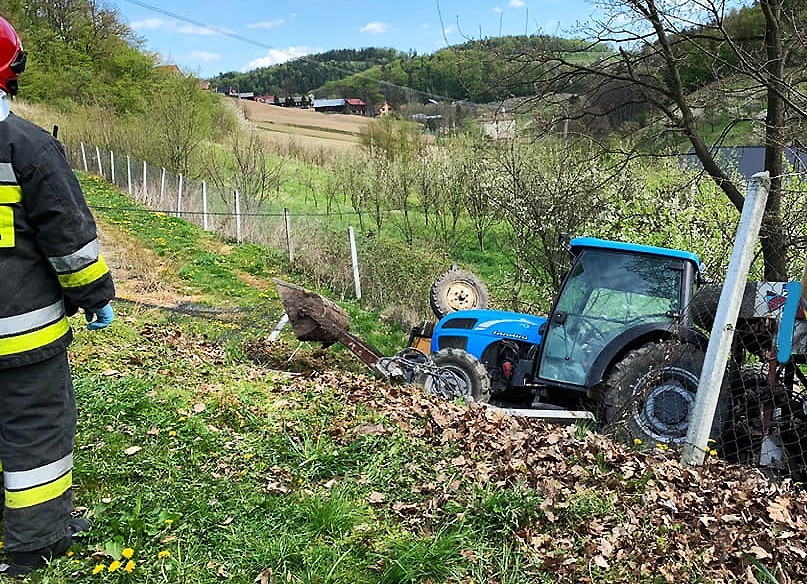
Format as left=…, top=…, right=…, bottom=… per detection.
left=421, top=348, right=491, bottom=403
left=601, top=341, right=730, bottom=447
left=429, top=269, right=489, bottom=319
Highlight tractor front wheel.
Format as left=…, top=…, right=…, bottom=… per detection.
left=602, top=341, right=729, bottom=447
left=421, top=348, right=491, bottom=403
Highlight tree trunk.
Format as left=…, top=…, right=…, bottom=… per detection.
left=760, top=0, right=789, bottom=281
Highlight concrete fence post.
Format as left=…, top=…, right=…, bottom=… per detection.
left=142, top=161, right=148, bottom=202
left=177, top=174, right=183, bottom=217
left=160, top=168, right=166, bottom=206
left=235, top=190, right=242, bottom=243
left=95, top=146, right=103, bottom=177
left=349, top=226, right=361, bottom=300
left=682, top=171, right=771, bottom=466
left=110, top=151, right=115, bottom=185
left=202, top=181, right=209, bottom=231
left=126, top=156, right=132, bottom=195
left=284, top=207, right=294, bottom=263
left=80, top=143, right=88, bottom=172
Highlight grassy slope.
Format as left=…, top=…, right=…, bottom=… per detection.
left=18, top=175, right=807, bottom=584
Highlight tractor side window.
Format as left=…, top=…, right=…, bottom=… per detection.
left=538, top=250, right=683, bottom=387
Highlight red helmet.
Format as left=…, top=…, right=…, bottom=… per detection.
left=0, top=16, right=25, bottom=96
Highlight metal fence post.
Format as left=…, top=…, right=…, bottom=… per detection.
left=142, top=161, right=148, bottom=202
left=177, top=174, right=183, bottom=217
left=682, top=171, right=771, bottom=466
left=95, top=146, right=103, bottom=177
left=284, top=207, right=294, bottom=263
left=235, top=190, right=242, bottom=243
left=349, top=226, right=361, bottom=300
left=202, top=181, right=209, bottom=231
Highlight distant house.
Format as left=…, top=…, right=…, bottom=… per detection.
left=346, top=98, right=367, bottom=115
left=682, top=145, right=807, bottom=179
left=155, top=64, right=183, bottom=76
left=377, top=101, right=393, bottom=117
left=314, top=98, right=347, bottom=113
left=255, top=95, right=275, bottom=104
left=482, top=118, right=516, bottom=140
left=199, top=81, right=212, bottom=91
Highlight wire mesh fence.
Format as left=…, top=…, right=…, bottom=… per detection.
left=602, top=267, right=807, bottom=483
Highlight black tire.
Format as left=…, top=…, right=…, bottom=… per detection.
left=601, top=341, right=730, bottom=447
left=688, top=283, right=758, bottom=332
left=429, top=269, right=489, bottom=319
left=421, top=348, right=491, bottom=403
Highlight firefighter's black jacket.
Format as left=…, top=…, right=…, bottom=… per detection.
left=0, top=112, right=114, bottom=368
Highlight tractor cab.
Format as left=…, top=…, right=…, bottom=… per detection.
left=536, top=238, right=702, bottom=391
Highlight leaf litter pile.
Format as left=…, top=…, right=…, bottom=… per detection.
left=276, top=366, right=807, bottom=583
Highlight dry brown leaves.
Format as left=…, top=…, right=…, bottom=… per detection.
left=285, top=369, right=807, bottom=582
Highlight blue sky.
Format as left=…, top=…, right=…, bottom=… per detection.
left=113, top=0, right=597, bottom=78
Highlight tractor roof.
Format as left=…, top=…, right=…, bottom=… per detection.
left=570, top=237, right=702, bottom=269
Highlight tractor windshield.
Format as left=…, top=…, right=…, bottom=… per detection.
left=538, top=249, right=683, bottom=387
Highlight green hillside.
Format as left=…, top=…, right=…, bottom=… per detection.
left=27, top=173, right=803, bottom=583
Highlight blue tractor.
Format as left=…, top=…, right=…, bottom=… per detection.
left=424, top=237, right=721, bottom=444
left=276, top=236, right=806, bottom=453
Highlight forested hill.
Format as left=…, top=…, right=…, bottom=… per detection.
left=210, top=36, right=611, bottom=105
left=212, top=48, right=406, bottom=98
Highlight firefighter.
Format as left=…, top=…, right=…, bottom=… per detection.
left=0, top=16, right=115, bottom=577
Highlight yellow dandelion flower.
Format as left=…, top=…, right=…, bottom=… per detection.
left=709, top=449, right=718, bottom=457
left=178, top=416, right=186, bottom=422
left=122, top=547, right=134, bottom=559
left=92, top=564, right=106, bottom=574
left=67, top=551, right=74, bottom=557
left=109, top=560, right=122, bottom=572
left=168, top=430, right=177, bottom=437
left=125, top=560, right=135, bottom=573
left=164, top=519, right=174, bottom=525
left=158, top=550, right=171, bottom=559
left=633, top=438, right=642, bottom=445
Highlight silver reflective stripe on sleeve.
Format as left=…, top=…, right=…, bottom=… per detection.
left=48, top=239, right=100, bottom=273
left=0, top=161, right=15, bottom=183
left=0, top=299, right=65, bottom=336
left=3, top=453, right=73, bottom=490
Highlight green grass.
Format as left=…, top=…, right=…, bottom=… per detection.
left=18, top=173, right=789, bottom=583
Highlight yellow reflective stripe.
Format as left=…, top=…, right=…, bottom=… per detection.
left=0, top=317, right=69, bottom=357
left=0, top=184, right=21, bottom=204
left=56, top=255, right=109, bottom=289
left=5, top=471, right=72, bottom=509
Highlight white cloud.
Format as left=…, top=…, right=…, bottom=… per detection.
left=443, top=25, right=457, bottom=35
left=247, top=19, right=286, bottom=30
left=508, top=0, right=526, bottom=7
left=185, top=51, right=221, bottom=62
left=130, top=17, right=170, bottom=30
left=360, top=21, right=390, bottom=34
left=492, top=6, right=503, bottom=13
left=242, top=46, right=314, bottom=70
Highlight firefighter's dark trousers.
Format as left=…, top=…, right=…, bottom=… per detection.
left=0, top=352, right=76, bottom=552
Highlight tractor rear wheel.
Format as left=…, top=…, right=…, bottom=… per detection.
left=422, top=348, right=491, bottom=403
left=602, top=341, right=729, bottom=447
left=429, top=269, right=489, bottom=319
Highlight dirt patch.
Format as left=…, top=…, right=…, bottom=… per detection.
left=98, top=222, right=201, bottom=308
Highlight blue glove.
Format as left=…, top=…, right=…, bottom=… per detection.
left=85, top=303, right=114, bottom=331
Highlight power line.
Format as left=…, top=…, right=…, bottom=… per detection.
left=118, top=0, right=476, bottom=104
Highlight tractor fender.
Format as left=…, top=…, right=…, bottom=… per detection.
left=585, top=323, right=707, bottom=389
